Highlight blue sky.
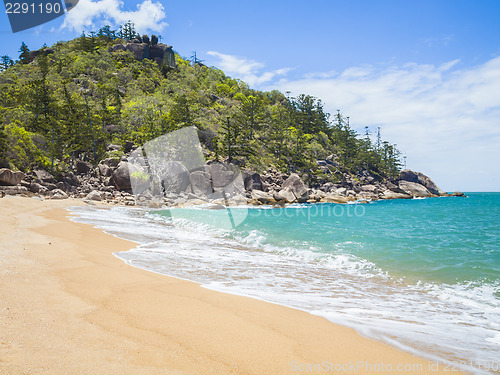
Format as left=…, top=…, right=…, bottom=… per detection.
left=1, top=0, right=499, bottom=191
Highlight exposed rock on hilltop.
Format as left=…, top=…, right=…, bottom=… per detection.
left=109, top=34, right=176, bottom=69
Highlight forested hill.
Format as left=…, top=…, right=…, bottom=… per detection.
left=0, top=23, right=403, bottom=188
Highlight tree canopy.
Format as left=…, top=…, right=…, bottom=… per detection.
left=0, top=23, right=402, bottom=184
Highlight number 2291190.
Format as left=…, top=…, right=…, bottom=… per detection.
left=5, top=2, right=62, bottom=14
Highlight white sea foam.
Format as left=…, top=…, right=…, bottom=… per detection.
left=69, top=205, right=500, bottom=375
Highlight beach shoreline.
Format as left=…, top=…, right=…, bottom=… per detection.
left=0, top=196, right=468, bottom=374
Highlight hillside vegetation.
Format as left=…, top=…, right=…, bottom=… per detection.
left=0, top=23, right=402, bottom=187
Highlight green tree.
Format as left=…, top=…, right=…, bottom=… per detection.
left=218, top=115, right=255, bottom=163
left=0, top=55, right=14, bottom=72
left=235, top=93, right=266, bottom=139
left=118, top=21, right=137, bottom=40
left=98, top=25, right=116, bottom=41
left=19, top=42, right=30, bottom=64
left=266, top=103, right=291, bottom=170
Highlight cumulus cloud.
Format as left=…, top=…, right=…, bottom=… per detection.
left=61, top=0, right=167, bottom=33
left=273, top=57, right=500, bottom=191
left=207, top=51, right=291, bottom=86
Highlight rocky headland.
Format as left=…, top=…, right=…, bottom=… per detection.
left=0, top=143, right=465, bottom=207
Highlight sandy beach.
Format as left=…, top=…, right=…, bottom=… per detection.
left=0, top=196, right=467, bottom=374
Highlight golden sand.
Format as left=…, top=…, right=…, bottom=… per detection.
left=0, top=196, right=467, bottom=374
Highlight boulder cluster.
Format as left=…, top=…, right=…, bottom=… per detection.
left=109, top=35, right=177, bottom=69
left=0, top=145, right=465, bottom=205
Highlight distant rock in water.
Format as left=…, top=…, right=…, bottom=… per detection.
left=110, top=35, right=177, bottom=69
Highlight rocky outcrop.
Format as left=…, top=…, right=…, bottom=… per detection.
left=0, top=145, right=456, bottom=209
left=110, top=39, right=177, bottom=69
left=399, top=169, right=445, bottom=196
left=0, top=168, right=25, bottom=186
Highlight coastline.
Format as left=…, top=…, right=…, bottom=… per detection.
left=0, top=196, right=468, bottom=374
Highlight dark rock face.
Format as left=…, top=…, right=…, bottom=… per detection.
left=0, top=168, right=25, bottom=186
left=110, top=42, right=177, bottom=69
left=242, top=171, right=263, bottom=191
left=399, top=170, right=419, bottom=183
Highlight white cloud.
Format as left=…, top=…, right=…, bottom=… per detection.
left=61, top=0, right=167, bottom=33
left=272, top=57, right=500, bottom=191
left=207, top=51, right=291, bottom=86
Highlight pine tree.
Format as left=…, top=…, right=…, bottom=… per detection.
left=19, top=42, right=30, bottom=64
left=118, top=21, right=137, bottom=40
left=0, top=55, right=13, bottom=72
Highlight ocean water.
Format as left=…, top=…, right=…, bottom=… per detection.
left=70, top=193, right=500, bottom=374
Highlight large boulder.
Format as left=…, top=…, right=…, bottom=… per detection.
left=399, top=169, right=445, bottom=196
left=50, top=189, right=68, bottom=200
left=62, top=171, right=80, bottom=186
left=190, top=171, right=212, bottom=197
left=34, top=169, right=55, bottom=183
left=86, top=190, right=103, bottom=201
left=242, top=171, right=263, bottom=191
left=0, top=168, right=25, bottom=186
left=0, top=186, right=28, bottom=195
left=112, top=162, right=133, bottom=191
left=399, top=170, right=419, bottom=183
left=282, top=173, right=308, bottom=200
left=210, top=163, right=238, bottom=188
left=273, top=187, right=296, bottom=204
left=251, top=190, right=275, bottom=205
left=416, top=173, right=446, bottom=196
left=320, top=193, right=349, bottom=204
left=29, top=182, right=48, bottom=194
left=160, top=161, right=190, bottom=195
left=380, top=190, right=412, bottom=200
left=360, top=184, right=378, bottom=194
left=398, top=181, right=431, bottom=197
left=110, top=42, right=177, bottom=69
left=76, top=160, right=92, bottom=175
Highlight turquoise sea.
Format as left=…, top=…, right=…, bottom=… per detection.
left=71, top=193, right=500, bottom=374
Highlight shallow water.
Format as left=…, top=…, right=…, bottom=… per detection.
left=70, top=193, right=500, bottom=374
